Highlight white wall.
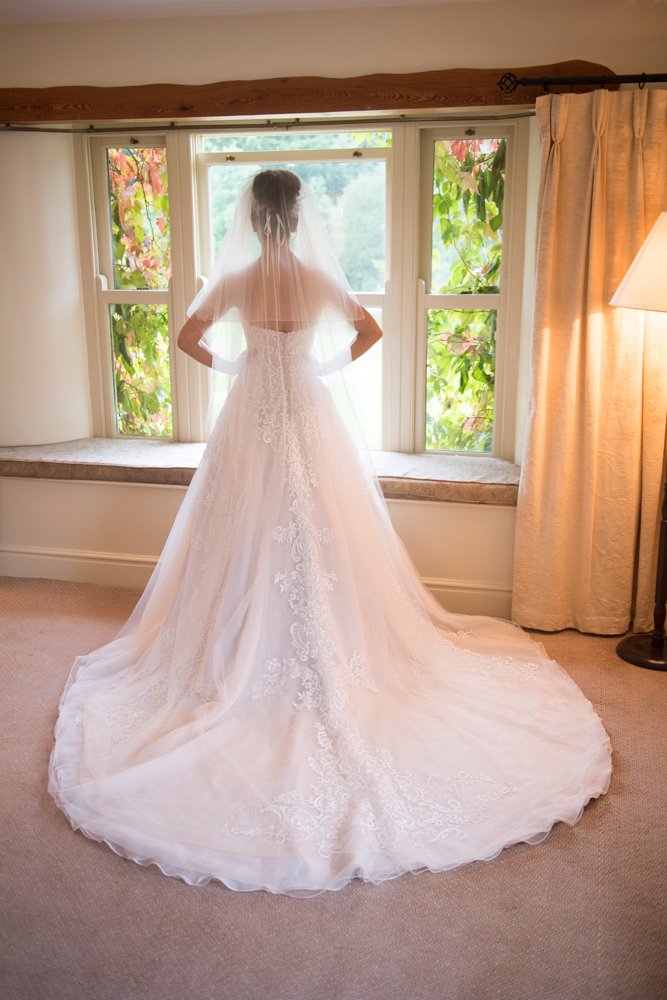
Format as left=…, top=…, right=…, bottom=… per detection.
left=0, top=0, right=665, bottom=88
left=0, top=132, right=91, bottom=446
left=0, top=477, right=515, bottom=616
left=389, top=497, right=515, bottom=617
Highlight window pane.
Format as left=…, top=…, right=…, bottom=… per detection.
left=431, top=139, right=505, bottom=294
left=208, top=160, right=386, bottom=292
left=426, top=308, right=495, bottom=453
left=110, top=303, right=172, bottom=437
left=203, top=131, right=391, bottom=152
left=107, top=148, right=171, bottom=291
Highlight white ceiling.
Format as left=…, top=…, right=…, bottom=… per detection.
left=0, top=0, right=490, bottom=24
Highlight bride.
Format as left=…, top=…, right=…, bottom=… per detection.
left=49, top=169, right=612, bottom=896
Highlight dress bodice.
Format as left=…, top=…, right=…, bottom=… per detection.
left=244, top=324, right=315, bottom=358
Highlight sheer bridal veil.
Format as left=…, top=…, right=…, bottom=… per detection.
left=186, top=169, right=368, bottom=438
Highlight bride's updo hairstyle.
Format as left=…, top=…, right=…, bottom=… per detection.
left=251, top=169, right=301, bottom=243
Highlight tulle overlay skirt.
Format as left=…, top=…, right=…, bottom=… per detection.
left=49, top=329, right=612, bottom=896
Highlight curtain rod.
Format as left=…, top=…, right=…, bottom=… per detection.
left=498, top=72, right=667, bottom=95
left=2, top=110, right=535, bottom=135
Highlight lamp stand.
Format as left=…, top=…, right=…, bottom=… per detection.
left=618, top=424, right=667, bottom=671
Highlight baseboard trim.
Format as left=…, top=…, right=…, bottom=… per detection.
left=0, top=544, right=512, bottom=616
left=0, top=543, right=158, bottom=567
left=0, top=544, right=158, bottom=588
left=420, top=575, right=511, bottom=595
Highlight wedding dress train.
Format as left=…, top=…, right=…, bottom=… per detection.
left=49, top=324, right=612, bottom=896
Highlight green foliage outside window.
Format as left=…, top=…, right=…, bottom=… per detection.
left=108, top=148, right=171, bottom=290
left=110, top=303, right=172, bottom=438
left=206, top=133, right=387, bottom=293
left=426, top=309, right=496, bottom=452
left=106, top=148, right=172, bottom=436
left=426, top=139, right=505, bottom=452
left=431, top=138, right=505, bottom=294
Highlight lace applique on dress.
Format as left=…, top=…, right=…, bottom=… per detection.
left=450, top=648, right=541, bottom=687
left=105, top=674, right=169, bottom=745
left=252, top=651, right=377, bottom=707
left=269, top=428, right=343, bottom=667
left=221, top=726, right=517, bottom=856
left=224, top=400, right=518, bottom=856
left=247, top=329, right=321, bottom=457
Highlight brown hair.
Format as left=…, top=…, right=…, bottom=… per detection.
left=251, top=169, right=301, bottom=243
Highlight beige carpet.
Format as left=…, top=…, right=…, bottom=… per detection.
left=1, top=576, right=666, bottom=1000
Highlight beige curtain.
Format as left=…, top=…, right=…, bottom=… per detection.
left=512, top=89, right=667, bottom=635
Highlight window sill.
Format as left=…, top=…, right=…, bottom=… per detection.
left=0, top=439, right=520, bottom=506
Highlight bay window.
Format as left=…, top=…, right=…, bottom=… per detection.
left=83, top=117, right=533, bottom=458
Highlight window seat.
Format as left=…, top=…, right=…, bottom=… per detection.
left=0, top=439, right=520, bottom=506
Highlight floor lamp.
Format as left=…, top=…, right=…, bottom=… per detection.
left=611, top=212, right=667, bottom=670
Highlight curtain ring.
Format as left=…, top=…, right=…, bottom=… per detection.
left=639, top=73, right=646, bottom=90
left=542, top=78, right=549, bottom=95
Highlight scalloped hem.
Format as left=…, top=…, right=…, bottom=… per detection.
left=50, top=758, right=611, bottom=898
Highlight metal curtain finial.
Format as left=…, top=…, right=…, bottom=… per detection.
left=496, top=71, right=667, bottom=93
left=497, top=72, right=519, bottom=95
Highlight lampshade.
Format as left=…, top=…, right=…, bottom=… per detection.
left=610, top=211, right=667, bottom=313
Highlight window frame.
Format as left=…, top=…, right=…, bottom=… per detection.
left=86, top=133, right=174, bottom=440
left=415, top=121, right=531, bottom=460
left=192, top=136, right=390, bottom=446
left=80, top=118, right=534, bottom=459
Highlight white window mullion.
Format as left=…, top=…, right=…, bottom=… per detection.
left=94, top=274, right=116, bottom=437
left=201, top=148, right=388, bottom=167
left=167, top=130, right=207, bottom=443
left=385, top=121, right=421, bottom=453
left=355, top=293, right=384, bottom=309
left=414, top=278, right=428, bottom=453
left=73, top=134, right=110, bottom=437
left=492, top=117, right=533, bottom=464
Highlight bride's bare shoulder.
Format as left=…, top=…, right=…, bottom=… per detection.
left=223, top=260, right=260, bottom=293
left=294, top=258, right=339, bottom=294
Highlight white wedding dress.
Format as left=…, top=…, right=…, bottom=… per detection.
left=49, top=322, right=612, bottom=896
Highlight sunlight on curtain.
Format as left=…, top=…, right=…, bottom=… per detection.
left=512, top=89, right=667, bottom=634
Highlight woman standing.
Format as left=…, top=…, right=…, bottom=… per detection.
left=49, top=170, right=611, bottom=896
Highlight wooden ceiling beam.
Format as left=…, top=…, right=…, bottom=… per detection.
left=0, top=60, right=616, bottom=124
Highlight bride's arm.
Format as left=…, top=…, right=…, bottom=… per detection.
left=177, top=317, right=247, bottom=375
left=176, top=315, right=216, bottom=367
left=177, top=272, right=232, bottom=367
left=177, top=281, right=245, bottom=371
left=177, top=275, right=248, bottom=372
left=313, top=306, right=382, bottom=377
left=319, top=273, right=382, bottom=361
left=314, top=273, right=382, bottom=370
left=350, top=308, right=382, bottom=361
